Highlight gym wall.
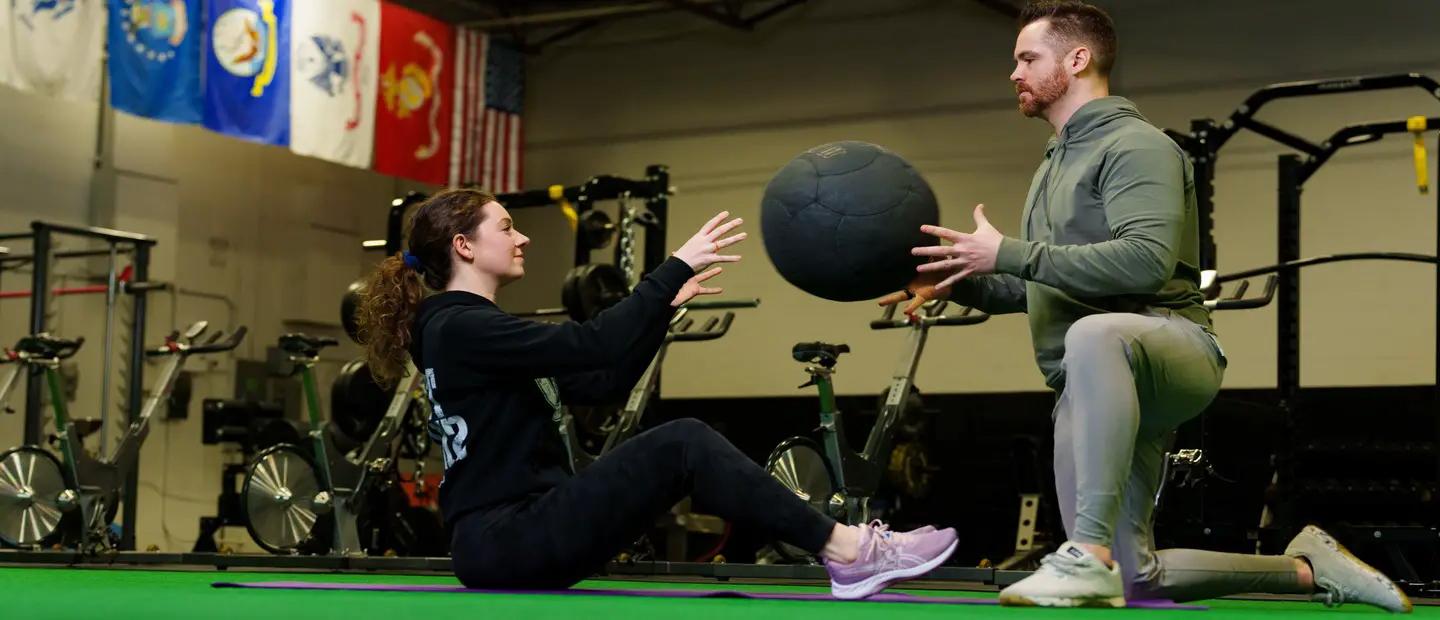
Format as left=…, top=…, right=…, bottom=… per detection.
left=514, top=0, right=1440, bottom=398
left=0, top=82, right=437, bottom=551
left=0, top=0, right=1435, bottom=552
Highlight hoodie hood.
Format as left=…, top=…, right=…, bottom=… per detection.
left=417, top=290, right=496, bottom=325
left=1046, top=96, right=1149, bottom=155
left=411, top=290, right=495, bottom=362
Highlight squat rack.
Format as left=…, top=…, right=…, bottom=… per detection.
left=367, top=165, right=673, bottom=277
left=1168, top=74, right=1440, bottom=561
left=0, top=221, right=160, bottom=551
left=1167, top=75, right=1439, bottom=407
left=498, top=164, right=673, bottom=275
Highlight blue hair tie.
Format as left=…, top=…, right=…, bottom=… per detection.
left=401, top=251, right=422, bottom=272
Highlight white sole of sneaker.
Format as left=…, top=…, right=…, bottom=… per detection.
left=829, top=538, right=959, bottom=600
left=998, top=592, right=1126, bottom=608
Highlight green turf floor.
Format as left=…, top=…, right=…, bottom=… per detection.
left=3, top=566, right=1428, bottom=619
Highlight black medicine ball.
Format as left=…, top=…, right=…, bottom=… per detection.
left=760, top=141, right=938, bottom=301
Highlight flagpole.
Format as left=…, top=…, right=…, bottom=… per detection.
left=89, top=42, right=116, bottom=228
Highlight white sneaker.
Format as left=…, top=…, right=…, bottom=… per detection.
left=998, top=542, right=1125, bottom=608
left=1286, top=525, right=1412, bottom=614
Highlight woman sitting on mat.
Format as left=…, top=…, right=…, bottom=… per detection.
left=355, top=188, right=957, bottom=598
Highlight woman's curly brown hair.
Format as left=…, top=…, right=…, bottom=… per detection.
left=356, top=188, right=497, bottom=385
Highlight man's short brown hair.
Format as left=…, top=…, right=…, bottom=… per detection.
left=1018, top=1, right=1118, bottom=77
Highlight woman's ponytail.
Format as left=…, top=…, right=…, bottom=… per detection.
left=357, top=252, right=426, bottom=386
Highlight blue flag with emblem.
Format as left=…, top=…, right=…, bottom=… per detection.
left=203, top=0, right=289, bottom=145
left=107, top=0, right=202, bottom=124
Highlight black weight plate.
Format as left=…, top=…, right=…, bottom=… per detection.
left=340, top=280, right=365, bottom=344
left=579, top=210, right=616, bottom=252
left=331, top=359, right=388, bottom=443
left=561, top=264, right=629, bottom=322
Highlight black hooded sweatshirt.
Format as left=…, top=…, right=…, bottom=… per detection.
left=409, top=258, right=693, bottom=523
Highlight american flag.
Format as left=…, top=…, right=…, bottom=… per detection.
left=450, top=29, right=524, bottom=192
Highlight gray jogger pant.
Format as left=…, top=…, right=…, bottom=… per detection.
left=1053, top=310, right=1306, bottom=602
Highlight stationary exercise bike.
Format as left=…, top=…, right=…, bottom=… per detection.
left=557, top=298, right=758, bottom=472
left=0, top=339, right=32, bottom=416
left=241, top=333, right=438, bottom=556
left=0, top=322, right=246, bottom=551
left=552, top=299, right=757, bottom=562
left=765, top=300, right=987, bottom=559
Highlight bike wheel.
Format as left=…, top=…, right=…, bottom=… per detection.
left=0, top=446, right=70, bottom=548
left=242, top=443, right=331, bottom=554
left=764, top=437, right=836, bottom=562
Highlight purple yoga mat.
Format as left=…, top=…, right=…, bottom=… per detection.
left=211, top=581, right=1206, bottom=610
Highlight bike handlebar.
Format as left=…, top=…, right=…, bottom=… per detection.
left=671, top=312, right=736, bottom=342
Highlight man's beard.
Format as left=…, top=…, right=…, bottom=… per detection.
left=1016, top=66, right=1069, bottom=118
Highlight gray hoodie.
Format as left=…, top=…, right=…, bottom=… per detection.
left=953, top=96, right=1209, bottom=389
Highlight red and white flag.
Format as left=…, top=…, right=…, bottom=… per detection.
left=289, top=0, right=380, bottom=169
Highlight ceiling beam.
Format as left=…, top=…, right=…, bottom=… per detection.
left=742, top=0, right=806, bottom=28
left=464, top=1, right=728, bottom=29
left=666, top=0, right=749, bottom=30
left=462, top=0, right=801, bottom=48
left=520, top=19, right=605, bottom=54
left=971, top=0, right=1021, bottom=20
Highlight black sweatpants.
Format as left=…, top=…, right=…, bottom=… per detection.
left=450, top=419, right=837, bottom=588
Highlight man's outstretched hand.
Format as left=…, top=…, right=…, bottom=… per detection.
left=880, top=204, right=1004, bottom=315
left=911, top=204, right=1004, bottom=289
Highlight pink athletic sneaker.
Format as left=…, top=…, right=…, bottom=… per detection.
left=824, top=521, right=958, bottom=599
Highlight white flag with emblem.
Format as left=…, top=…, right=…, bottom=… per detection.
left=288, top=0, right=379, bottom=168
left=0, top=0, right=105, bottom=102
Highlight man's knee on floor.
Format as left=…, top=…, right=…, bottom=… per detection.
left=1121, top=551, right=1168, bottom=600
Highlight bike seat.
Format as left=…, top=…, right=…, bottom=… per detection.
left=792, top=342, right=850, bottom=367
left=73, top=418, right=102, bottom=439
left=48, top=418, right=102, bottom=448
left=278, top=333, right=340, bottom=356
left=14, top=334, right=84, bottom=360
